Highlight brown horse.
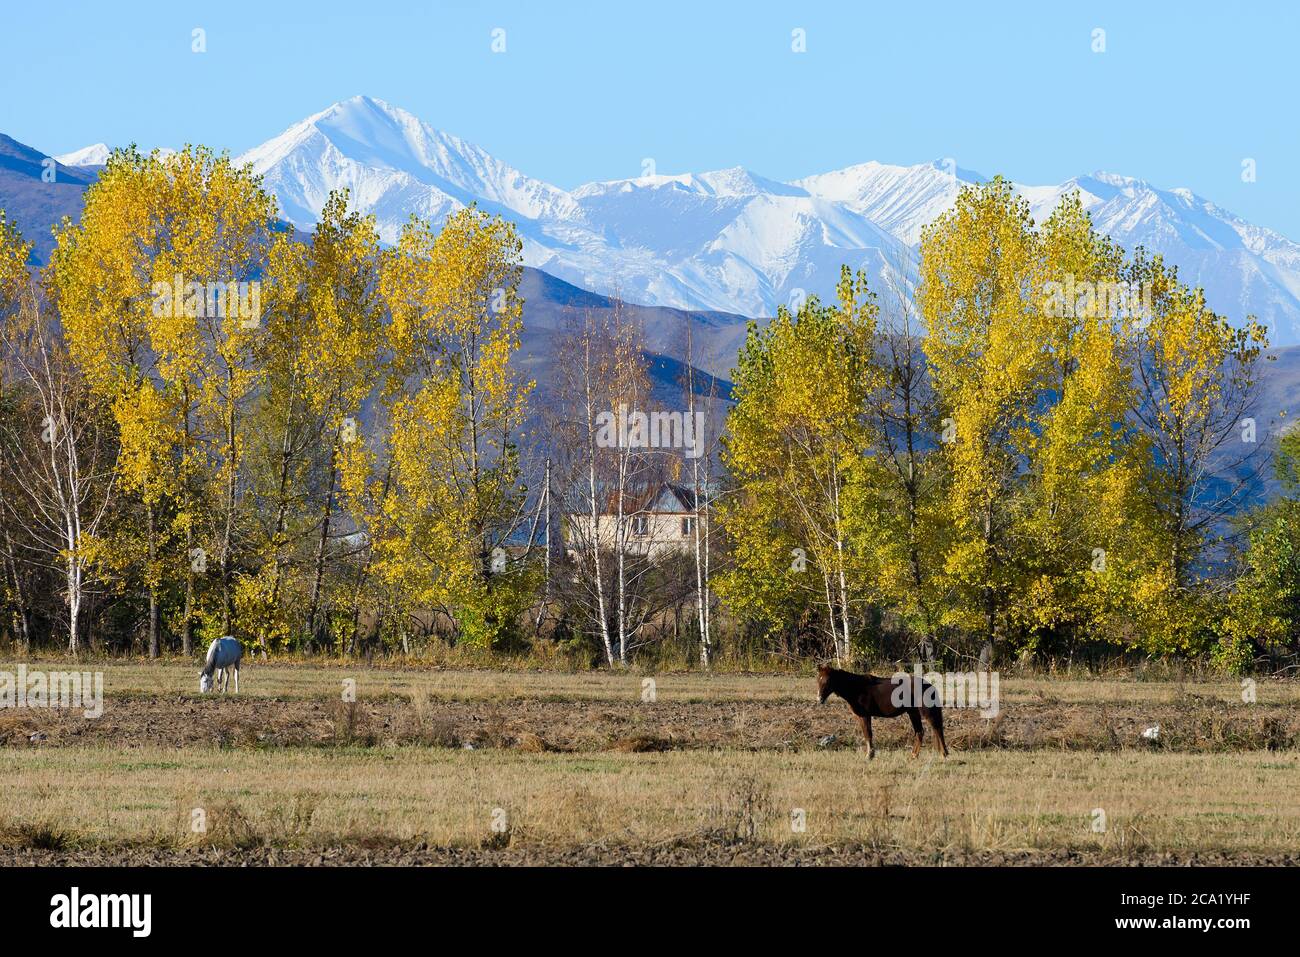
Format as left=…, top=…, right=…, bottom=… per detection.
left=817, top=664, right=948, bottom=759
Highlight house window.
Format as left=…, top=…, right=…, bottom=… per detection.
left=632, top=515, right=648, bottom=537
left=681, top=517, right=696, bottom=536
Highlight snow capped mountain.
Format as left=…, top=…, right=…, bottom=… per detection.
left=574, top=167, right=806, bottom=201
left=1018, top=173, right=1300, bottom=341
left=794, top=159, right=985, bottom=245
left=235, top=97, right=1300, bottom=341
left=792, top=163, right=1300, bottom=339
left=559, top=167, right=912, bottom=315
left=52, top=143, right=177, bottom=166
left=53, top=143, right=110, bottom=167
left=237, top=97, right=910, bottom=317
left=236, top=96, right=583, bottom=240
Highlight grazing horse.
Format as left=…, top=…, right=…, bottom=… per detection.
left=817, top=664, right=948, bottom=759
left=199, top=637, right=242, bottom=694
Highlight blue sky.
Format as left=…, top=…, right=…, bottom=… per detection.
left=3, top=0, right=1298, bottom=237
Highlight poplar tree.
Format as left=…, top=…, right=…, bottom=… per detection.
left=248, top=190, right=382, bottom=651
left=1124, top=250, right=1268, bottom=652
left=348, top=206, right=534, bottom=649
left=919, top=178, right=1046, bottom=658
left=1014, top=195, right=1136, bottom=652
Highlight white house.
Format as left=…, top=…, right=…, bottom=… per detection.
left=567, top=482, right=706, bottom=560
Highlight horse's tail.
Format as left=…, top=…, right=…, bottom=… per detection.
left=923, top=680, right=945, bottom=728
left=929, top=690, right=949, bottom=756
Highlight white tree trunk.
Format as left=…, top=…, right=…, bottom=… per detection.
left=582, top=341, right=614, bottom=666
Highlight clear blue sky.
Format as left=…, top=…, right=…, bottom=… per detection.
left=3, top=0, right=1298, bottom=237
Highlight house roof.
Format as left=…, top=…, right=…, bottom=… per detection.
left=602, top=482, right=705, bottom=515
left=559, top=480, right=718, bottom=517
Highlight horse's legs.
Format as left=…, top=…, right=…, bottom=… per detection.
left=233, top=665, right=239, bottom=695
left=907, top=709, right=924, bottom=758
left=923, top=707, right=948, bottom=757
left=854, top=713, right=875, bottom=759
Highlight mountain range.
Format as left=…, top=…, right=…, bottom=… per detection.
left=0, top=132, right=97, bottom=264
left=215, top=96, right=1300, bottom=343
left=22, top=95, right=1300, bottom=345
left=11, top=93, right=1300, bottom=362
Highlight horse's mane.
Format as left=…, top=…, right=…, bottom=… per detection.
left=828, top=667, right=875, bottom=694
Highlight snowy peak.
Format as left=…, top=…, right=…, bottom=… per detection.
left=53, top=143, right=110, bottom=167
left=563, top=164, right=909, bottom=315
left=233, top=98, right=910, bottom=317
left=51, top=143, right=176, bottom=167
left=575, top=166, right=806, bottom=201
left=1031, top=172, right=1294, bottom=258
left=236, top=95, right=581, bottom=231
left=795, top=159, right=985, bottom=244
left=992, top=170, right=1300, bottom=338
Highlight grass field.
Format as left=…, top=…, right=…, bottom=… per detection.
left=1, top=659, right=1297, bottom=865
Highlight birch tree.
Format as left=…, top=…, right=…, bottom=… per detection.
left=0, top=285, right=117, bottom=653
left=548, top=303, right=662, bottom=665
left=678, top=315, right=722, bottom=666
left=549, top=310, right=618, bottom=663
left=719, top=267, right=882, bottom=662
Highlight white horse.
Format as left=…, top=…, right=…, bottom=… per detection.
left=199, top=637, right=242, bottom=693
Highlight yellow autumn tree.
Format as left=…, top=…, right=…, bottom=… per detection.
left=244, top=190, right=383, bottom=651
left=718, top=267, right=883, bottom=661
left=49, top=148, right=180, bottom=656
left=920, top=177, right=1050, bottom=657
left=0, top=213, right=34, bottom=647
left=1013, top=194, right=1139, bottom=652
left=146, top=146, right=276, bottom=643
left=52, top=145, right=275, bottom=652
left=346, top=206, right=534, bottom=649
left=1122, top=250, right=1268, bottom=654
left=0, top=211, right=28, bottom=313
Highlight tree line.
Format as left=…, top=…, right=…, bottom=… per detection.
left=0, top=150, right=1294, bottom=671
left=719, top=179, right=1281, bottom=672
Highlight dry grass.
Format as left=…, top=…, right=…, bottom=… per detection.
left=0, top=744, right=1296, bottom=859
left=1, top=660, right=1296, bottom=864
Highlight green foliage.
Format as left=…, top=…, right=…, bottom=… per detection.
left=1223, top=500, right=1300, bottom=654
